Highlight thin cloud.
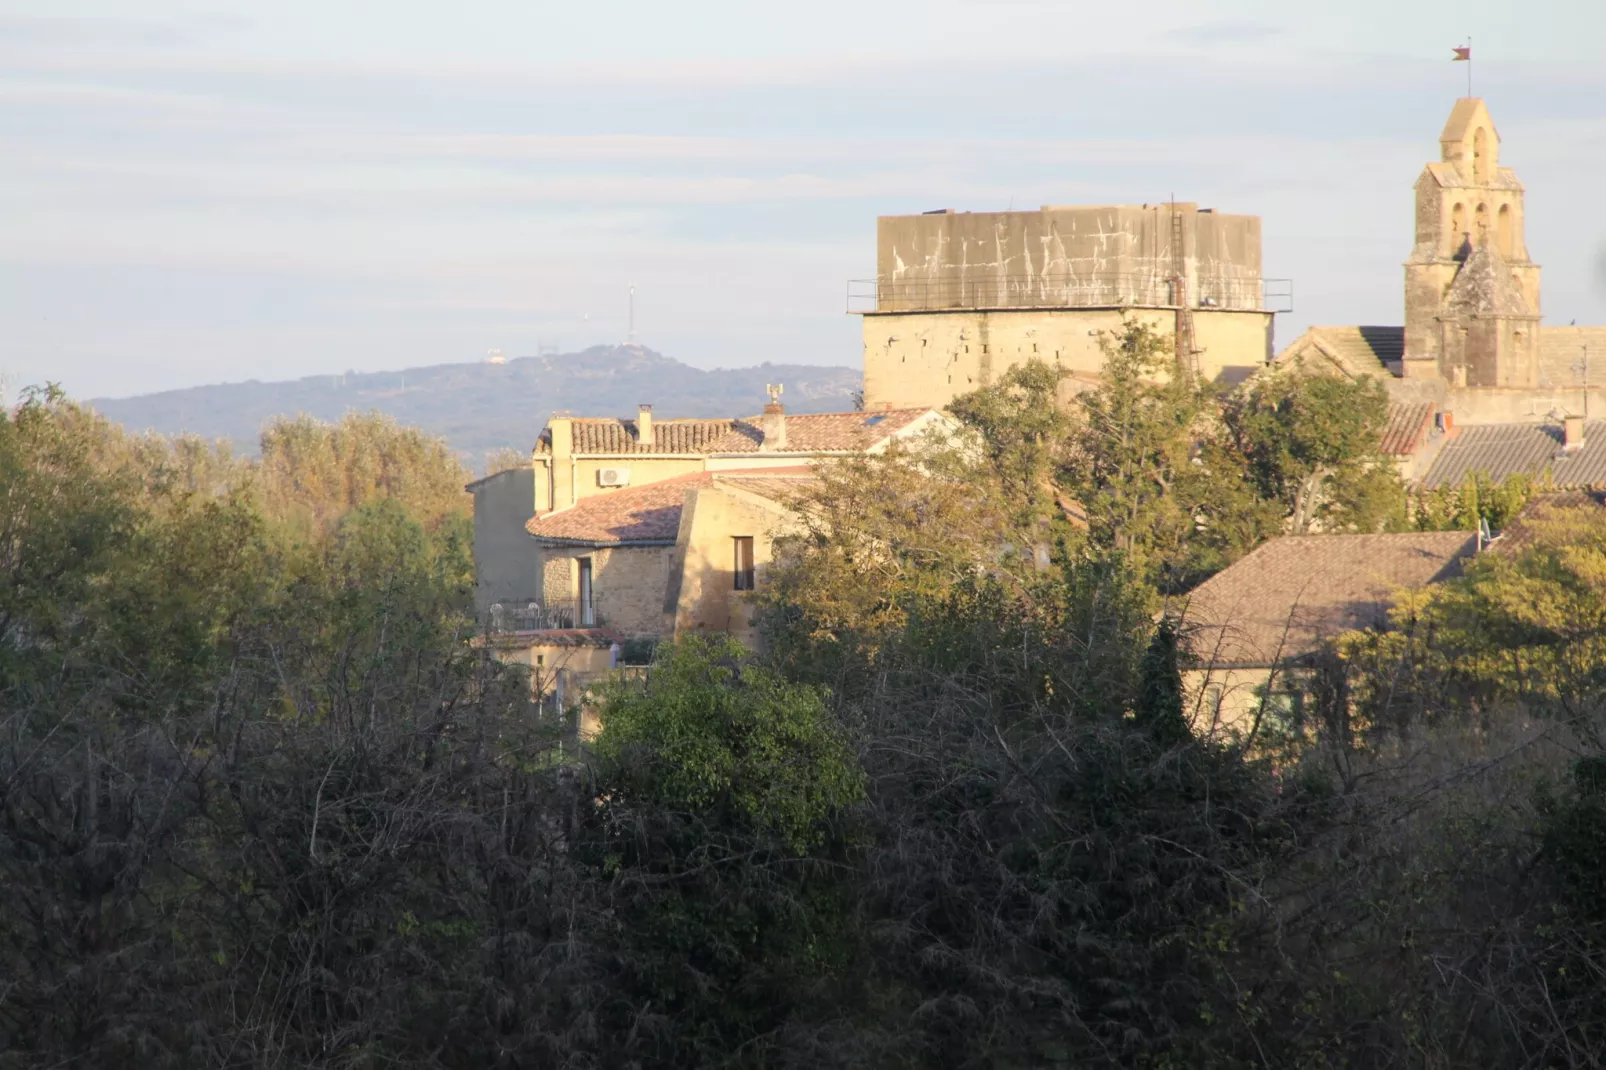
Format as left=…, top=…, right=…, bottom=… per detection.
left=1160, top=21, right=1284, bottom=45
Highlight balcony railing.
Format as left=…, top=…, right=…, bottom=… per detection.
left=486, top=599, right=600, bottom=634
left=848, top=273, right=1293, bottom=314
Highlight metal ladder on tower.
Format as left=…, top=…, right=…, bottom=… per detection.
left=1169, top=202, right=1201, bottom=380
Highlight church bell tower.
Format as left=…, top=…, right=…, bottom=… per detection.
left=1402, top=98, right=1541, bottom=386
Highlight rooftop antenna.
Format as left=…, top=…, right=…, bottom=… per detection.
left=1575, top=343, right=1591, bottom=422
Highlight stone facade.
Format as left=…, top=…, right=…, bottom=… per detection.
left=534, top=544, right=675, bottom=638
left=1402, top=98, right=1542, bottom=387
left=860, top=202, right=1279, bottom=408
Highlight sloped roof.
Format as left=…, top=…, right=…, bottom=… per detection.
left=524, top=467, right=817, bottom=545
left=1184, top=532, right=1478, bottom=668
left=1422, top=421, right=1606, bottom=489
left=535, top=409, right=936, bottom=456
left=527, top=472, right=712, bottom=544
left=711, top=469, right=819, bottom=504
left=1486, top=491, right=1606, bottom=555
left=536, top=418, right=736, bottom=456
left=1422, top=161, right=1524, bottom=192
left=1537, top=326, right=1606, bottom=389
left=1381, top=401, right=1437, bottom=456
left=1439, top=97, right=1492, bottom=146
left=1277, top=326, right=1403, bottom=378
left=709, top=409, right=935, bottom=453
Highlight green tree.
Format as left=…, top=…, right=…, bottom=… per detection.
left=1064, top=319, right=1268, bottom=590
left=948, top=358, right=1075, bottom=530
left=582, top=634, right=864, bottom=1064
left=1224, top=360, right=1404, bottom=533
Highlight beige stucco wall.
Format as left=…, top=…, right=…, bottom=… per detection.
left=861, top=307, right=1272, bottom=410
left=1184, top=666, right=1281, bottom=739
left=537, top=455, right=705, bottom=513
left=493, top=640, right=614, bottom=697
left=670, top=484, right=798, bottom=645
left=470, top=468, right=538, bottom=619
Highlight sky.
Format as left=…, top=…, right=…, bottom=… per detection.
left=3, top=0, right=1605, bottom=400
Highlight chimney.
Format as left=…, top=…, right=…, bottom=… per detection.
left=761, top=384, right=787, bottom=450
left=549, top=411, right=575, bottom=509
left=637, top=403, right=653, bottom=446
left=1564, top=415, right=1586, bottom=451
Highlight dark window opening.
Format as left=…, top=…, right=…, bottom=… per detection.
left=733, top=537, right=755, bottom=591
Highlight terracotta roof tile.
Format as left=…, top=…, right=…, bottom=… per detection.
left=711, top=468, right=818, bottom=504
left=1184, top=532, right=1478, bottom=668
left=1381, top=401, right=1437, bottom=456
left=533, top=409, right=935, bottom=457
left=526, top=473, right=712, bottom=544
left=535, top=419, right=735, bottom=456
left=707, top=409, right=934, bottom=453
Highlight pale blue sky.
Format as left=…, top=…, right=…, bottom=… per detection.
left=3, top=0, right=1605, bottom=398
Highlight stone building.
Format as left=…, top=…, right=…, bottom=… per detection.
left=856, top=202, right=1287, bottom=409
left=1277, top=98, right=1606, bottom=426
left=468, top=399, right=958, bottom=626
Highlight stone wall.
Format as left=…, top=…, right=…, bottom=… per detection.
left=862, top=307, right=1272, bottom=409
left=536, top=455, right=705, bottom=512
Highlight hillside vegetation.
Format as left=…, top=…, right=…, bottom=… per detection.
left=88, top=344, right=862, bottom=466
left=4, top=327, right=1605, bottom=1067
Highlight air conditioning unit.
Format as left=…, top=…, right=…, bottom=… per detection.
left=597, top=467, right=630, bottom=487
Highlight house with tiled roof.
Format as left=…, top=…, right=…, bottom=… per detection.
left=466, top=391, right=956, bottom=619
left=1182, top=531, right=1478, bottom=734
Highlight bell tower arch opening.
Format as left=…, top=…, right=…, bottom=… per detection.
left=1450, top=202, right=1466, bottom=254
left=1497, top=204, right=1513, bottom=257
left=1474, top=202, right=1489, bottom=244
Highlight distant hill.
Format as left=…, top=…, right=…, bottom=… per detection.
left=89, top=345, right=864, bottom=467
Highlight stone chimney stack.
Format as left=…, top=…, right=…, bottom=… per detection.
left=761, top=384, right=787, bottom=450
left=549, top=411, right=575, bottom=509
left=1564, top=415, right=1586, bottom=451
left=637, top=403, right=653, bottom=446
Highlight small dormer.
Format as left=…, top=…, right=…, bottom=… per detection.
left=1439, top=98, right=1499, bottom=183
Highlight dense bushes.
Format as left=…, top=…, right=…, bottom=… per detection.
left=5, top=382, right=1606, bottom=1067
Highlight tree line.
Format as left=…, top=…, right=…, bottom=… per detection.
left=3, top=351, right=1604, bottom=1067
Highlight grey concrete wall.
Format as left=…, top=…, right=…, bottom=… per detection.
left=873, top=204, right=1263, bottom=313
left=471, top=469, right=538, bottom=619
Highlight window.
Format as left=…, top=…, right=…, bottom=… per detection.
left=733, top=537, right=755, bottom=591
left=1497, top=204, right=1513, bottom=257
left=577, top=556, right=595, bottom=626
